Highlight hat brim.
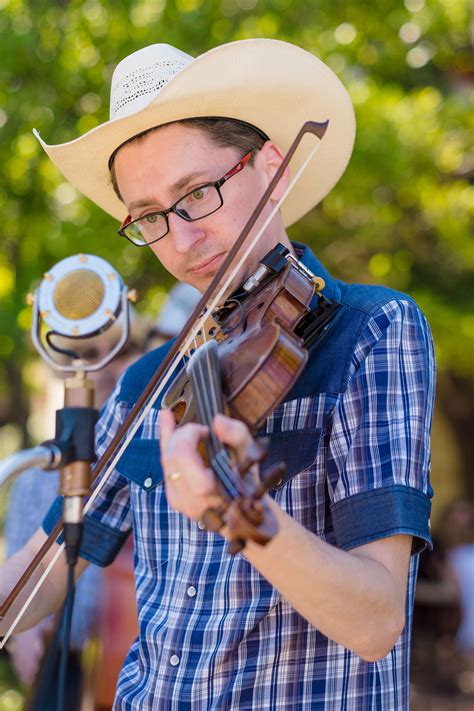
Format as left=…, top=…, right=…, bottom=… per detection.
left=34, top=38, right=355, bottom=228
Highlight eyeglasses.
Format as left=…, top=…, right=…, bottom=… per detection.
left=118, top=149, right=255, bottom=247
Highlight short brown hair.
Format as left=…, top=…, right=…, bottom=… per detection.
left=109, top=117, right=268, bottom=203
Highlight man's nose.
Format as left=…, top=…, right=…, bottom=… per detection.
left=168, top=212, right=205, bottom=253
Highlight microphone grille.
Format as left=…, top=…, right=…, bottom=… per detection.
left=53, top=269, right=105, bottom=320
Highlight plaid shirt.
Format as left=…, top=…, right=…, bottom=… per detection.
left=44, top=248, right=435, bottom=710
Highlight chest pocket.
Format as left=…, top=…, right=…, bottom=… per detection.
left=259, top=428, right=324, bottom=490
left=115, top=438, right=163, bottom=490
left=114, top=429, right=322, bottom=492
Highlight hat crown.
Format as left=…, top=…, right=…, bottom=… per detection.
left=110, top=44, right=193, bottom=121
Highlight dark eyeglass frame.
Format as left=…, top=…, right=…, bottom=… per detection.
left=118, top=149, right=255, bottom=247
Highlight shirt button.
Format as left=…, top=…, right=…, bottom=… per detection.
left=187, top=585, right=197, bottom=598
left=170, top=655, right=180, bottom=666
left=197, top=520, right=205, bottom=530
left=144, top=477, right=153, bottom=489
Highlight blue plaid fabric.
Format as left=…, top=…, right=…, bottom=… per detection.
left=43, top=247, right=435, bottom=710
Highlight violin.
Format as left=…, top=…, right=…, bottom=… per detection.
left=162, top=243, right=338, bottom=552
left=1, top=120, right=332, bottom=637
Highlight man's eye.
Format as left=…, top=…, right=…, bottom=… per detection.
left=191, top=187, right=208, bottom=200
left=144, top=213, right=158, bottom=224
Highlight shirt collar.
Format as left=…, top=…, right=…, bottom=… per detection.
left=292, top=241, right=341, bottom=302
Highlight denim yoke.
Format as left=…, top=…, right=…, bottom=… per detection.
left=114, top=245, right=427, bottom=556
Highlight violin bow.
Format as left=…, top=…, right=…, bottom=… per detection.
left=0, top=120, right=328, bottom=645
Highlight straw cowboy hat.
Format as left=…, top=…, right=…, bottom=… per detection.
left=34, top=38, right=355, bottom=228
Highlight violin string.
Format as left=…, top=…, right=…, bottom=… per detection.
left=197, top=324, right=248, bottom=497
left=193, top=330, right=229, bottom=458
left=202, top=344, right=222, bottom=455
left=203, top=329, right=248, bottom=498
left=191, top=342, right=243, bottom=498
left=192, top=329, right=217, bottom=453
left=191, top=330, right=219, bottom=453
left=190, top=330, right=215, bottom=446
left=212, top=450, right=243, bottom=499
left=1, top=134, right=323, bottom=642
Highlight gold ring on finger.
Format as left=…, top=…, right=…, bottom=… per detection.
left=166, top=471, right=182, bottom=482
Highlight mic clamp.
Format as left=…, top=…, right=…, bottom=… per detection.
left=44, top=375, right=99, bottom=565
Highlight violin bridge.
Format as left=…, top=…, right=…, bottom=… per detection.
left=192, top=312, right=225, bottom=349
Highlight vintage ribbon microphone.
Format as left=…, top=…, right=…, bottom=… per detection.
left=35, top=254, right=135, bottom=562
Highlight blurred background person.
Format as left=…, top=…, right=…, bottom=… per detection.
left=439, top=501, right=474, bottom=676
left=411, top=499, right=474, bottom=703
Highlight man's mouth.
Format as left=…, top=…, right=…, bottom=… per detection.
left=187, top=252, right=227, bottom=276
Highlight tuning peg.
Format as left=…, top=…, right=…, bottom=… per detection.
left=313, top=275, right=326, bottom=293
left=254, top=463, right=287, bottom=498
left=238, top=437, right=270, bottom=476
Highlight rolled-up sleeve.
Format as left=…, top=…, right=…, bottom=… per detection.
left=326, top=299, right=435, bottom=553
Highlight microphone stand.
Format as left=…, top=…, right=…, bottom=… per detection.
left=0, top=445, right=62, bottom=488
left=45, top=368, right=98, bottom=711
left=0, top=252, right=132, bottom=708
left=52, top=369, right=98, bottom=566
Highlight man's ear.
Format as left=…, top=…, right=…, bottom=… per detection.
left=259, top=141, right=290, bottom=202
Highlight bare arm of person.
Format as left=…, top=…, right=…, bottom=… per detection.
left=243, top=502, right=411, bottom=661
left=0, top=528, right=89, bottom=636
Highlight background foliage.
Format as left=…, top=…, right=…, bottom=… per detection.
left=0, top=0, right=472, bottom=483
left=0, top=0, right=472, bottom=476
left=0, top=0, right=472, bottom=707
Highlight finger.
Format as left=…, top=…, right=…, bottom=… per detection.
left=160, top=419, right=210, bottom=482
left=165, top=422, right=210, bottom=454
left=159, top=408, right=177, bottom=449
left=160, top=409, right=209, bottom=448
left=213, top=414, right=253, bottom=452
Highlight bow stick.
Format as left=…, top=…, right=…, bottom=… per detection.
left=0, top=120, right=328, bottom=645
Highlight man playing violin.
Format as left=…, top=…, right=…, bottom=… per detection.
left=2, top=40, right=435, bottom=709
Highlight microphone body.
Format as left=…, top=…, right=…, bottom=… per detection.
left=55, top=375, right=98, bottom=565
